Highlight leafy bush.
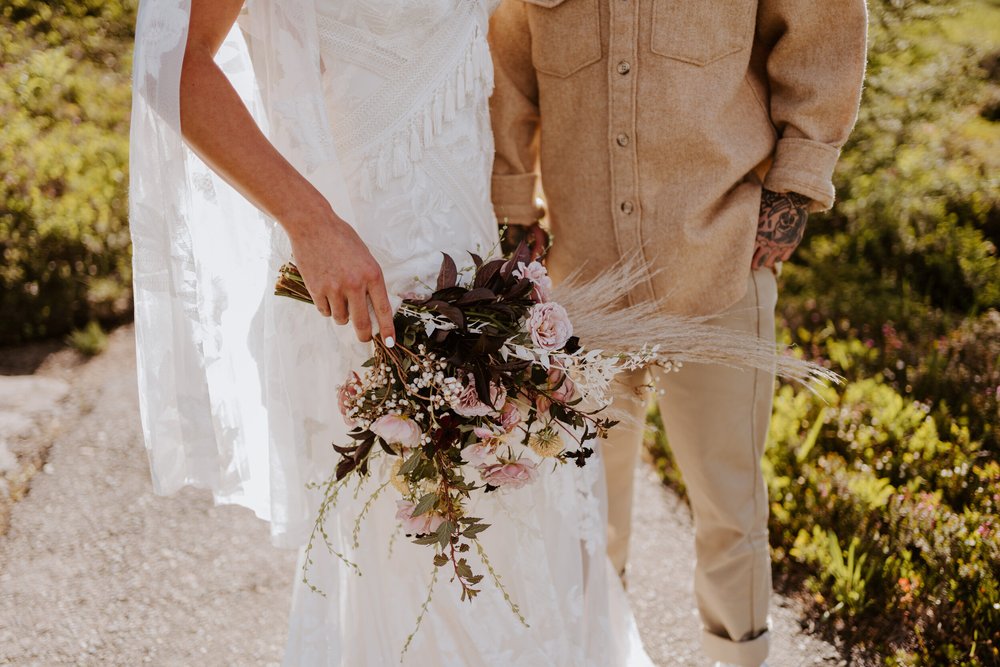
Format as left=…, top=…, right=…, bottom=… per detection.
left=768, top=379, right=999, bottom=665
left=649, top=371, right=1000, bottom=664
left=0, top=0, right=136, bottom=344
left=67, top=320, right=108, bottom=356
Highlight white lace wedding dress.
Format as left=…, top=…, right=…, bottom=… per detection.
left=278, top=2, right=653, bottom=666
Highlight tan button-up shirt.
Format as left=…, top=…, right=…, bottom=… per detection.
left=488, top=0, right=868, bottom=315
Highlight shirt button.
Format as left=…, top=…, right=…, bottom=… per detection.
left=617, top=61, right=631, bottom=75
left=620, top=201, right=634, bottom=215
left=616, top=133, right=629, bottom=147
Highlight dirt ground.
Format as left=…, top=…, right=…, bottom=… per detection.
left=0, top=326, right=841, bottom=666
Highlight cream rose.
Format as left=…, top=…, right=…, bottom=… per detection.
left=527, top=302, right=573, bottom=351
left=499, top=401, right=522, bottom=432
left=451, top=376, right=507, bottom=417
left=461, top=441, right=494, bottom=467
left=481, top=460, right=538, bottom=490
left=370, top=414, right=421, bottom=449
left=395, top=500, right=445, bottom=535
left=514, top=260, right=553, bottom=303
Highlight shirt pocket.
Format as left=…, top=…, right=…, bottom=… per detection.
left=650, top=0, right=756, bottom=66
left=521, top=0, right=602, bottom=78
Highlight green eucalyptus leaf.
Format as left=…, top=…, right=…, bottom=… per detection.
left=413, top=492, right=438, bottom=517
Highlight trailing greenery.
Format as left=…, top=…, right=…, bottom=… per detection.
left=0, top=1, right=136, bottom=345
left=649, top=1, right=1000, bottom=664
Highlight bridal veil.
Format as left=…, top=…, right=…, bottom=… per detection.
left=129, top=0, right=355, bottom=546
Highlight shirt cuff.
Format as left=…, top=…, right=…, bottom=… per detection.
left=762, top=137, right=841, bottom=212
left=492, top=173, right=544, bottom=226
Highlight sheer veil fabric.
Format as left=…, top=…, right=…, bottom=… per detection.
left=130, top=1, right=655, bottom=664
left=130, top=0, right=361, bottom=546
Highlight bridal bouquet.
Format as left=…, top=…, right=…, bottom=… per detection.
left=275, top=243, right=661, bottom=613
left=275, top=241, right=836, bottom=642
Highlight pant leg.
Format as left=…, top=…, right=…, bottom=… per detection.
left=603, top=367, right=650, bottom=576
left=652, top=268, right=778, bottom=667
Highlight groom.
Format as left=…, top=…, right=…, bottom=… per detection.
left=489, top=2, right=867, bottom=666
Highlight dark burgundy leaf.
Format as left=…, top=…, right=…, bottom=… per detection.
left=427, top=300, right=465, bottom=329
left=408, top=294, right=434, bottom=306
left=455, top=288, right=496, bottom=306
left=336, top=457, right=358, bottom=480
left=437, top=253, right=458, bottom=291
left=332, top=442, right=358, bottom=455
left=506, top=278, right=534, bottom=301
left=432, top=286, right=466, bottom=302
left=488, top=303, right=517, bottom=320
left=513, top=240, right=532, bottom=266
left=499, top=258, right=516, bottom=281
left=469, top=252, right=484, bottom=269
left=471, top=367, right=491, bottom=409
left=491, top=359, right=532, bottom=373
left=474, top=259, right=505, bottom=288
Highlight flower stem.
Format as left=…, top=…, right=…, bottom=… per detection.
left=400, top=563, right=439, bottom=661
left=475, top=539, right=528, bottom=627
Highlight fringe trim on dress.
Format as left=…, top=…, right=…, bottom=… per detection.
left=358, top=27, right=493, bottom=201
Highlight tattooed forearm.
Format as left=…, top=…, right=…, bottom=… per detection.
left=752, top=189, right=811, bottom=269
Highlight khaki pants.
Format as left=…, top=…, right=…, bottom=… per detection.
left=605, top=268, right=777, bottom=667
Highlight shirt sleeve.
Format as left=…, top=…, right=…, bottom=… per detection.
left=757, top=0, right=868, bottom=211
left=489, top=1, right=545, bottom=227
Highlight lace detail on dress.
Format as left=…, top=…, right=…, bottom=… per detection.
left=317, top=1, right=494, bottom=200
left=316, top=14, right=405, bottom=76
left=575, top=447, right=605, bottom=557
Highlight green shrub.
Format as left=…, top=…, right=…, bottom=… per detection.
left=648, top=372, right=1000, bottom=664
left=0, top=0, right=135, bottom=345
left=67, top=320, right=107, bottom=356
left=767, top=378, right=999, bottom=665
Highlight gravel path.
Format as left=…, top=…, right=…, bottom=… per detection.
left=0, top=326, right=839, bottom=666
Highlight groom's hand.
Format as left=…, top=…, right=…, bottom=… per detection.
left=751, top=189, right=811, bottom=270
left=501, top=222, right=549, bottom=260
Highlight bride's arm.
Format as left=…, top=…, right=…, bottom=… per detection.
left=178, top=0, right=395, bottom=346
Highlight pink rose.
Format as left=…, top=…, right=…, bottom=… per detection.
left=499, top=402, right=522, bottom=432
left=547, top=368, right=576, bottom=404
left=395, top=500, right=445, bottom=535
left=527, top=302, right=573, bottom=351
left=451, top=376, right=507, bottom=417
left=481, top=460, right=538, bottom=490
left=337, top=372, right=363, bottom=426
left=514, top=261, right=553, bottom=303
left=461, top=441, right=494, bottom=467
left=473, top=425, right=499, bottom=440
left=370, top=414, right=422, bottom=449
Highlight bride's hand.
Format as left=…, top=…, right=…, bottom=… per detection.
left=177, top=1, right=394, bottom=346
left=285, top=211, right=396, bottom=347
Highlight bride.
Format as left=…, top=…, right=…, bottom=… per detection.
left=130, top=0, right=654, bottom=665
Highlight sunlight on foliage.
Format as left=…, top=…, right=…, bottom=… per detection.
left=0, top=0, right=136, bottom=344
